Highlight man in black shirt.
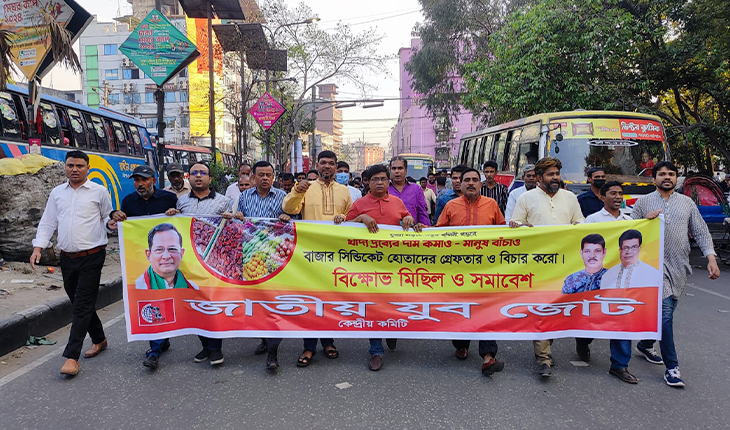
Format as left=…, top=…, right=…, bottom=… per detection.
left=110, top=165, right=177, bottom=370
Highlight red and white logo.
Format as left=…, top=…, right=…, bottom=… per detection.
left=138, top=299, right=176, bottom=326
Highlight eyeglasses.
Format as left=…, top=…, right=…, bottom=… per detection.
left=370, top=177, right=389, bottom=183
left=151, top=247, right=181, bottom=256
left=190, top=170, right=208, bottom=177
left=620, top=245, right=640, bottom=252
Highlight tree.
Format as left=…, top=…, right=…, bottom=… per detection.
left=259, top=0, right=391, bottom=171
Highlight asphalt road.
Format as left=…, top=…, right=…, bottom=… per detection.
left=1, top=271, right=729, bottom=430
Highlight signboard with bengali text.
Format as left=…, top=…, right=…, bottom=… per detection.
left=249, top=92, right=286, bottom=130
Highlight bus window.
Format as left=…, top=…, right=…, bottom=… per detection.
left=55, top=108, right=72, bottom=146
left=458, top=139, right=471, bottom=165
left=493, top=134, right=506, bottom=169
left=478, top=135, right=495, bottom=168
left=516, top=141, right=539, bottom=176
left=67, top=110, right=88, bottom=148
left=83, top=113, right=100, bottom=149
left=127, top=125, right=143, bottom=155
left=0, top=92, right=21, bottom=140
left=465, top=137, right=478, bottom=169
left=39, top=103, right=61, bottom=145
left=504, top=129, right=522, bottom=174
left=112, top=121, right=130, bottom=154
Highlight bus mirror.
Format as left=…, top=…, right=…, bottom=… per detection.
left=554, top=142, right=560, bottom=154
left=555, top=133, right=563, bottom=142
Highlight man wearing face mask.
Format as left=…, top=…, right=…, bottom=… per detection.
left=577, top=167, right=606, bottom=217
left=336, top=161, right=362, bottom=203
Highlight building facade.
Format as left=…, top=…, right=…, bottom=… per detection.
left=389, top=38, right=475, bottom=168
left=315, top=83, right=343, bottom=154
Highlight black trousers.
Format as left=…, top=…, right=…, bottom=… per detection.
left=60, top=250, right=106, bottom=360
left=198, top=336, right=222, bottom=351
left=452, top=339, right=498, bottom=358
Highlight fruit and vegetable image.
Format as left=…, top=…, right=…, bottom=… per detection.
left=191, top=217, right=295, bottom=283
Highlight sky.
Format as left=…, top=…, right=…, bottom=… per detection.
left=38, top=0, right=425, bottom=148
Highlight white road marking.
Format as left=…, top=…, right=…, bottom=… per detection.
left=686, top=283, right=730, bottom=301
left=0, top=312, right=125, bottom=388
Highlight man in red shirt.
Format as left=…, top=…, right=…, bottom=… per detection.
left=436, top=167, right=506, bottom=376
left=341, top=164, right=424, bottom=371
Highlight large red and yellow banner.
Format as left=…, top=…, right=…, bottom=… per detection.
left=120, top=217, right=663, bottom=341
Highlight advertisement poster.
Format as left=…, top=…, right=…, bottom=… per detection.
left=249, top=92, right=286, bottom=130
left=549, top=118, right=665, bottom=142
left=121, top=217, right=663, bottom=342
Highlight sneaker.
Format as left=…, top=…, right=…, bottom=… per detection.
left=540, top=363, right=552, bottom=377
left=143, top=355, right=159, bottom=370
left=664, top=367, right=685, bottom=388
left=209, top=350, right=224, bottom=365
left=636, top=344, right=664, bottom=364
left=194, top=348, right=210, bottom=363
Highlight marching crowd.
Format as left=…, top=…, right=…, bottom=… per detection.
left=30, top=149, right=720, bottom=388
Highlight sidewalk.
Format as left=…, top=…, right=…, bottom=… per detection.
left=0, top=237, right=123, bottom=357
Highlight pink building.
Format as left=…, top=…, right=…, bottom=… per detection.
left=390, top=38, right=475, bottom=169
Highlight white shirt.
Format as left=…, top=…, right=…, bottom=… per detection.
left=585, top=207, right=632, bottom=223
left=600, top=261, right=661, bottom=289
left=504, top=186, right=529, bottom=225
left=32, top=179, right=112, bottom=253
left=348, top=185, right=362, bottom=203
left=225, top=182, right=241, bottom=203
left=510, top=187, right=584, bottom=226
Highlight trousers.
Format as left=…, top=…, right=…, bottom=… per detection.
left=452, top=340, right=498, bottom=358
left=60, top=250, right=106, bottom=360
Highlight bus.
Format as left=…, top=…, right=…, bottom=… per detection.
left=0, top=84, right=155, bottom=209
left=394, top=153, right=435, bottom=179
left=457, top=111, right=669, bottom=202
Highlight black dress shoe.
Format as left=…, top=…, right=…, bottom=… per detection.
left=266, top=352, right=279, bottom=370
left=386, top=339, right=397, bottom=351
left=255, top=339, right=268, bottom=355
left=609, top=367, right=638, bottom=384
left=576, top=342, right=590, bottom=362
left=143, top=355, right=159, bottom=370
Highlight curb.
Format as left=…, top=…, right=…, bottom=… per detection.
left=0, top=277, right=123, bottom=357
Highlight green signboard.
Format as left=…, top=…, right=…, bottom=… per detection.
left=119, top=10, right=200, bottom=86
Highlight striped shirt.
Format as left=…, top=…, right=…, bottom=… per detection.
left=631, top=190, right=716, bottom=299
left=177, top=190, right=231, bottom=215
left=480, top=183, right=508, bottom=214
left=237, top=187, right=286, bottom=218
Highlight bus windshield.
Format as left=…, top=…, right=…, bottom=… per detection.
left=405, top=158, right=433, bottom=179
left=549, top=138, right=665, bottom=184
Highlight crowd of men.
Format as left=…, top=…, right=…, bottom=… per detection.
left=31, top=150, right=720, bottom=389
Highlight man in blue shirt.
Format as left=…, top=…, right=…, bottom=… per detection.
left=109, top=165, right=177, bottom=370
left=562, top=234, right=607, bottom=294
left=233, top=160, right=290, bottom=371
left=577, top=167, right=606, bottom=217
left=434, top=165, right=467, bottom=222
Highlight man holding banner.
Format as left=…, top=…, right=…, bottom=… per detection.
left=342, top=164, right=422, bottom=371
left=509, top=157, right=584, bottom=377
left=436, top=167, right=506, bottom=376
left=283, top=150, right=353, bottom=367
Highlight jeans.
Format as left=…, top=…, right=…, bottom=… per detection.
left=147, top=339, right=168, bottom=358
left=303, top=338, right=334, bottom=352
left=610, top=340, right=632, bottom=369
left=199, top=336, right=222, bottom=352
left=638, top=296, right=679, bottom=369
left=60, top=250, right=106, bottom=360
left=369, top=339, right=384, bottom=356
left=452, top=340, right=498, bottom=358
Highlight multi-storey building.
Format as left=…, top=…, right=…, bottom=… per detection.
left=315, top=83, right=343, bottom=154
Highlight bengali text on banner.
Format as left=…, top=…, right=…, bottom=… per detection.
left=120, top=216, right=664, bottom=341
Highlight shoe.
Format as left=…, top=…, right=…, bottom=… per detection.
left=266, top=351, right=279, bottom=370
left=209, top=350, right=224, bottom=365
left=540, top=363, right=552, bottom=377
left=481, top=358, right=505, bottom=376
left=636, top=344, right=664, bottom=364
left=143, top=355, right=159, bottom=370
left=386, top=339, right=397, bottom=351
left=161, top=339, right=171, bottom=352
left=83, top=339, right=107, bottom=358
left=664, top=367, right=685, bottom=388
left=454, top=348, right=468, bottom=360
left=609, top=367, right=638, bottom=384
left=194, top=348, right=211, bottom=363
left=254, top=340, right=268, bottom=355
left=368, top=354, right=383, bottom=371
left=60, top=358, right=79, bottom=376
left=576, top=342, right=590, bottom=362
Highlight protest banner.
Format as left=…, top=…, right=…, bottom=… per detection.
left=120, top=216, right=663, bottom=341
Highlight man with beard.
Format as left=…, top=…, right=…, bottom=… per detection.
left=163, top=163, right=191, bottom=198
left=283, top=150, right=353, bottom=367
left=388, top=156, right=430, bottom=226
left=577, top=167, right=606, bottom=217
left=109, top=165, right=177, bottom=370
left=426, top=172, right=438, bottom=194
left=340, top=164, right=422, bottom=371
left=435, top=165, right=467, bottom=221
left=509, top=157, right=584, bottom=377
left=504, top=164, right=537, bottom=223
left=630, top=161, right=720, bottom=388
left=166, top=162, right=233, bottom=366
left=436, top=168, right=505, bottom=376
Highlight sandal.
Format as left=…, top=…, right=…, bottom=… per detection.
left=324, top=346, right=339, bottom=359
left=297, top=350, right=315, bottom=367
